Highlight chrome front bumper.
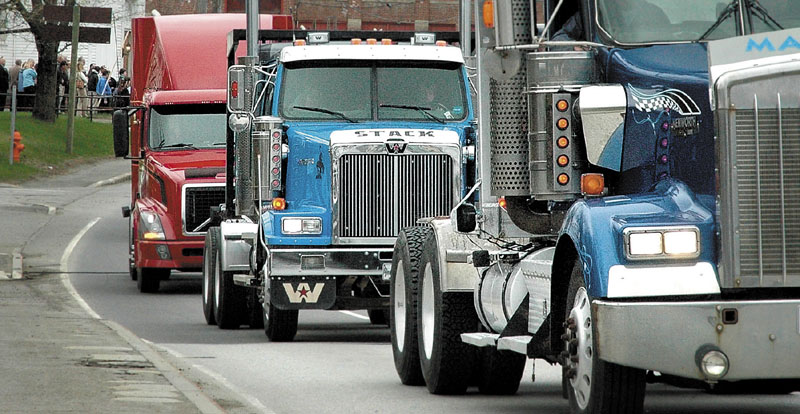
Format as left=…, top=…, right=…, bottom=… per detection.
left=593, top=299, right=800, bottom=381
left=269, top=247, right=393, bottom=277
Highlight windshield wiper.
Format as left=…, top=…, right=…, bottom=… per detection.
left=700, top=0, right=783, bottom=41
left=379, top=104, right=445, bottom=124
left=157, top=143, right=197, bottom=150
left=700, top=0, right=739, bottom=41
left=292, top=106, right=358, bottom=123
left=212, top=142, right=227, bottom=146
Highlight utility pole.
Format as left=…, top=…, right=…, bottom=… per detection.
left=66, top=4, right=80, bottom=154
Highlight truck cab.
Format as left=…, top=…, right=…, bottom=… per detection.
left=205, top=32, right=475, bottom=340
left=113, top=14, right=292, bottom=292
left=384, top=0, right=800, bottom=411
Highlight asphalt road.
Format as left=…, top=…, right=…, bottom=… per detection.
left=68, top=182, right=800, bottom=414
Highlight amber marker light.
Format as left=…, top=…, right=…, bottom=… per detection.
left=581, top=173, right=605, bottom=195
left=272, top=197, right=287, bottom=210
left=483, top=1, right=494, bottom=28
left=498, top=197, right=508, bottom=209
left=382, top=39, right=392, bottom=45
left=556, top=99, right=569, bottom=112
left=557, top=136, right=569, bottom=149
left=366, top=38, right=377, bottom=45
left=557, top=154, right=570, bottom=167
left=293, top=39, right=306, bottom=46
left=557, top=118, right=569, bottom=130
left=436, top=40, right=447, bottom=47
left=351, top=38, right=362, bottom=45
left=557, top=173, right=570, bottom=185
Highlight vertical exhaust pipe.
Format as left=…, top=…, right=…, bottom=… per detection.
left=235, top=0, right=261, bottom=217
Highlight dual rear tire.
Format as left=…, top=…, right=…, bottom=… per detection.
left=391, top=226, right=524, bottom=395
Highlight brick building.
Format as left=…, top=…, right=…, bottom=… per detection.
left=145, top=0, right=459, bottom=31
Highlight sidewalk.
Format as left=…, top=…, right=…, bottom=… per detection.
left=0, top=159, right=257, bottom=413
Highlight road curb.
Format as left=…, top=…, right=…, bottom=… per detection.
left=0, top=203, right=58, bottom=215
left=102, top=320, right=226, bottom=414
left=88, top=172, right=131, bottom=188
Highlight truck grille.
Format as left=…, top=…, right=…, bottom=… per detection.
left=337, top=154, right=456, bottom=238
left=732, top=105, right=800, bottom=287
left=183, top=185, right=225, bottom=235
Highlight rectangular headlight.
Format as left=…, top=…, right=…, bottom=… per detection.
left=281, top=217, right=322, bottom=235
left=664, top=230, right=699, bottom=255
left=624, top=227, right=700, bottom=260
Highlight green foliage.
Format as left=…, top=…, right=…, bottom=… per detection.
left=0, top=112, right=114, bottom=183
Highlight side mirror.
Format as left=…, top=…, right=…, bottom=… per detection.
left=112, top=109, right=129, bottom=157
left=455, top=203, right=477, bottom=233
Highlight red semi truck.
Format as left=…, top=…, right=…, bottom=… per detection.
left=113, top=14, right=292, bottom=292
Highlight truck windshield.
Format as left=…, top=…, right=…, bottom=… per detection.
left=279, top=61, right=467, bottom=122
left=149, top=104, right=227, bottom=150
left=596, top=0, right=800, bottom=43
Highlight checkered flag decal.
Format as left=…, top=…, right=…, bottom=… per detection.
left=629, top=84, right=701, bottom=116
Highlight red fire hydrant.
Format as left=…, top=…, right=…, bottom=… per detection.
left=13, top=131, right=25, bottom=163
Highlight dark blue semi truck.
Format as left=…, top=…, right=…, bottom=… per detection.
left=388, top=0, right=800, bottom=412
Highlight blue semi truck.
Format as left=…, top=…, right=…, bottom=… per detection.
left=203, top=27, right=477, bottom=341
left=387, top=0, right=800, bottom=412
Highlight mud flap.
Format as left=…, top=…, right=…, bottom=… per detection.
left=270, top=276, right=336, bottom=310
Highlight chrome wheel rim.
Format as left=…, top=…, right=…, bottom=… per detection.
left=394, top=261, right=406, bottom=351
left=567, top=287, right=593, bottom=410
left=421, top=263, right=435, bottom=360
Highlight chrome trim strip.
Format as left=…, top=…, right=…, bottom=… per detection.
left=754, top=94, right=763, bottom=283
left=777, top=93, right=787, bottom=283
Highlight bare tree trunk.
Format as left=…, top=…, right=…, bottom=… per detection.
left=31, top=30, right=59, bottom=122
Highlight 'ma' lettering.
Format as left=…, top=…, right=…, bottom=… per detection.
left=746, top=38, right=775, bottom=52
left=283, top=283, right=324, bottom=303
left=779, top=36, right=800, bottom=51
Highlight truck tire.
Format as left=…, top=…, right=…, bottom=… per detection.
left=391, top=226, right=432, bottom=386
left=368, top=309, right=390, bottom=326
left=246, top=289, right=264, bottom=329
left=201, top=228, right=218, bottom=325
left=563, top=261, right=646, bottom=414
left=137, top=268, right=164, bottom=293
left=213, top=231, right=246, bottom=329
left=477, top=347, right=526, bottom=395
left=417, top=233, right=478, bottom=394
left=128, top=216, right=137, bottom=281
left=263, top=302, right=298, bottom=341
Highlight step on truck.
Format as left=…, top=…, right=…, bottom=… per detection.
left=204, top=10, right=475, bottom=339
left=388, top=0, right=800, bottom=411
left=112, top=14, right=292, bottom=293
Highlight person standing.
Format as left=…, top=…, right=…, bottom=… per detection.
left=20, top=59, right=37, bottom=110
left=57, top=60, right=70, bottom=112
left=96, top=68, right=111, bottom=108
left=75, top=57, right=89, bottom=117
left=0, top=57, right=8, bottom=111
left=87, top=64, right=99, bottom=110
left=9, top=59, right=21, bottom=96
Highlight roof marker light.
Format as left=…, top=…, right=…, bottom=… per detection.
left=436, top=40, right=447, bottom=47
left=366, top=38, right=377, bottom=45
left=381, top=38, right=392, bottom=45
left=293, top=39, right=306, bottom=46
left=351, top=38, right=362, bottom=45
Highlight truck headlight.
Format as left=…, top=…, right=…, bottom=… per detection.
left=624, top=226, right=699, bottom=260
left=139, top=210, right=165, bottom=240
left=281, top=217, right=322, bottom=235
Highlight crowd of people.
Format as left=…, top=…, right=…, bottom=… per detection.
left=0, top=55, right=130, bottom=114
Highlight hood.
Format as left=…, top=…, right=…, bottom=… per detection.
left=599, top=43, right=715, bottom=199
left=148, top=149, right=226, bottom=172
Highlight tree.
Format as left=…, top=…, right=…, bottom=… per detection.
left=1, top=0, right=75, bottom=122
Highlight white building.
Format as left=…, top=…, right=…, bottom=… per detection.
left=0, top=0, right=145, bottom=74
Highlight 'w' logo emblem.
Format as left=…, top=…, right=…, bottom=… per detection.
left=283, top=283, right=325, bottom=303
